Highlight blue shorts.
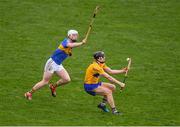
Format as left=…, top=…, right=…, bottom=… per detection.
left=84, top=82, right=102, bottom=96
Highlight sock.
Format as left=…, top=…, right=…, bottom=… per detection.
left=112, top=107, right=117, bottom=112
left=54, top=83, right=58, bottom=88
left=29, top=88, right=35, bottom=94
left=100, top=98, right=107, bottom=106
left=102, top=98, right=107, bottom=103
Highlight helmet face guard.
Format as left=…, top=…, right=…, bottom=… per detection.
left=93, top=51, right=105, bottom=63
left=71, top=38, right=77, bottom=42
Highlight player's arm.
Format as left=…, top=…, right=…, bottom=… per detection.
left=67, top=39, right=87, bottom=48
left=104, top=67, right=128, bottom=75
left=101, top=72, right=125, bottom=89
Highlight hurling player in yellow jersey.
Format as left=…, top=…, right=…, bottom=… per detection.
left=24, top=30, right=87, bottom=100
left=84, top=51, right=128, bottom=115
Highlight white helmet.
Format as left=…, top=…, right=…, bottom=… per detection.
left=67, top=29, right=78, bottom=36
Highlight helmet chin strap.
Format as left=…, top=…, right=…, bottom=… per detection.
left=69, top=37, right=77, bottom=42
left=72, top=39, right=77, bottom=42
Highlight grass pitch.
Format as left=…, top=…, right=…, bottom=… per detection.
left=0, top=0, right=179, bottom=125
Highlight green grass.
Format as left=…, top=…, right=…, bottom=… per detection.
left=0, top=0, right=180, bottom=125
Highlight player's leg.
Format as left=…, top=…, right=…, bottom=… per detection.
left=25, top=58, right=55, bottom=100
left=101, top=82, right=116, bottom=92
left=94, top=85, right=121, bottom=114
left=25, top=71, right=53, bottom=100
left=95, top=87, right=111, bottom=112
left=94, top=86, right=115, bottom=107
left=97, top=82, right=116, bottom=110
left=32, top=72, right=53, bottom=91
left=49, top=67, right=71, bottom=97
left=97, top=82, right=116, bottom=108
left=55, top=68, right=71, bottom=86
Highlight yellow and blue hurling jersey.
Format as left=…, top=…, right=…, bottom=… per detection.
left=84, top=62, right=108, bottom=84
left=51, top=38, right=72, bottom=65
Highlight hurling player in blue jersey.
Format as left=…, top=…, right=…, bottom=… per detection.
left=25, top=30, right=86, bottom=100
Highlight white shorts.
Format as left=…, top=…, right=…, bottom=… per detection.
left=44, top=58, right=64, bottom=73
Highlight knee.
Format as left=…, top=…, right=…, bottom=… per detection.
left=63, top=77, right=71, bottom=83
left=106, top=83, right=116, bottom=92
left=111, top=85, right=116, bottom=92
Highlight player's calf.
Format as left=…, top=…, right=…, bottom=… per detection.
left=55, top=77, right=71, bottom=87
left=49, top=77, right=71, bottom=97
left=24, top=78, right=51, bottom=100
left=105, top=92, right=122, bottom=115
left=97, top=98, right=109, bottom=112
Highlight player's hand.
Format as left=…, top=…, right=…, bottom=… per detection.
left=122, top=67, right=128, bottom=73
left=82, top=38, right=87, bottom=44
left=120, top=82, right=125, bottom=90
